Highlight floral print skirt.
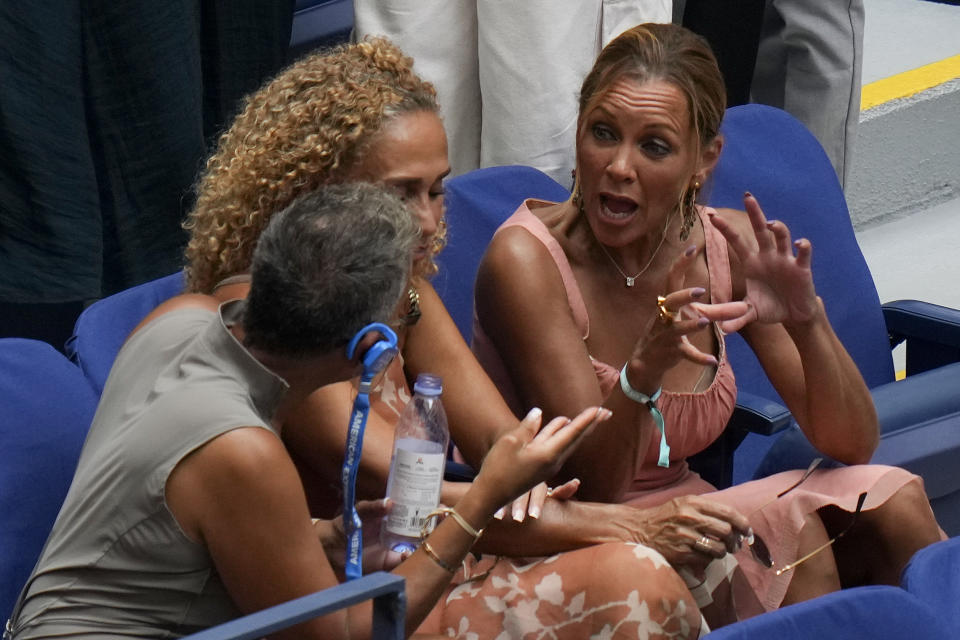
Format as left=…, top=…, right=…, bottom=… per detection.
left=418, top=542, right=763, bottom=639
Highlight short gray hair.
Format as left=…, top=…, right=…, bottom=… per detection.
left=243, top=183, right=418, bottom=357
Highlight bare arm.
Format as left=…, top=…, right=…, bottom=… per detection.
left=401, top=279, right=519, bottom=467
left=475, top=225, right=677, bottom=502
left=712, top=200, right=878, bottom=463
left=169, top=408, right=604, bottom=638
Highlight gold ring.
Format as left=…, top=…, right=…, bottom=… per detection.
left=657, top=296, right=679, bottom=325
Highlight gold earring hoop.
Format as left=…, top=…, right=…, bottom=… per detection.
left=680, top=180, right=701, bottom=241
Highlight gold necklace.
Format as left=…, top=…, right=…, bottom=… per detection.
left=594, top=213, right=674, bottom=288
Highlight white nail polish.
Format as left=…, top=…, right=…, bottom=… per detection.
left=526, top=407, right=543, bottom=420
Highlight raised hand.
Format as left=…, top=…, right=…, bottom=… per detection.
left=624, top=246, right=748, bottom=392
left=473, top=406, right=610, bottom=511
left=708, top=193, right=820, bottom=333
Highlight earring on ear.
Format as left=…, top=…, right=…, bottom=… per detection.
left=571, top=181, right=584, bottom=216
left=680, top=180, right=701, bottom=241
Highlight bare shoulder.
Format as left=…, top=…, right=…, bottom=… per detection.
left=132, top=293, right=221, bottom=338
left=480, top=224, right=561, bottom=289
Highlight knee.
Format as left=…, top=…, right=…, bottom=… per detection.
left=594, top=543, right=702, bottom=620
left=877, top=481, right=942, bottom=541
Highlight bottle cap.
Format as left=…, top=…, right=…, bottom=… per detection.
left=413, top=373, right=442, bottom=396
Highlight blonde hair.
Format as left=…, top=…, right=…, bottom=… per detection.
left=183, top=38, right=439, bottom=294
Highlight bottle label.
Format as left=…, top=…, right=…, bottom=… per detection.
left=385, top=448, right=445, bottom=537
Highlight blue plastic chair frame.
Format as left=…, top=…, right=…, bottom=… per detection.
left=182, top=572, right=406, bottom=640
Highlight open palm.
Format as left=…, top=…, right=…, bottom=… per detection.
left=710, top=194, right=819, bottom=333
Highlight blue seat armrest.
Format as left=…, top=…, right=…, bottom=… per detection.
left=732, top=390, right=793, bottom=436
left=183, top=572, right=405, bottom=640
left=871, top=362, right=960, bottom=434
left=871, top=411, right=960, bottom=502
left=883, top=300, right=960, bottom=373
left=883, top=299, right=960, bottom=347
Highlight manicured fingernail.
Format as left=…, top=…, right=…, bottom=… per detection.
left=526, top=407, right=543, bottom=420
left=744, top=191, right=753, bottom=198
left=691, top=287, right=706, bottom=298
left=684, top=244, right=697, bottom=256
left=766, top=220, right=778, bottom=227
left=494, top=507, right=506, bottom=520
left=529, top=506, right=541, bottom=519
left=697, top=317, right=709, bottom=327
left=707, top=355, right=718, bottom=365
left=513, top=508, right=525, bottom=522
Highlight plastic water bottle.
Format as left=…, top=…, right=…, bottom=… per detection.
left=381, top=373, right=450, bottom=553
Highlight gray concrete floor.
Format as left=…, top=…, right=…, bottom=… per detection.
left=854, top=0, right=960, bottom=369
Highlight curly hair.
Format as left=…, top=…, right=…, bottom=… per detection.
left=183, top=38, right=440, bottom=294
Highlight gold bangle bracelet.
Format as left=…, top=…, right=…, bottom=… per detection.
left=420, top=507, right=484, bottom=543
left=421, top=540, right=457, bottom=573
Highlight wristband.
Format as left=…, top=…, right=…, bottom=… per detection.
left=619, top=364, right=670, bottom=468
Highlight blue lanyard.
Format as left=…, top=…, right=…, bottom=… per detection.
left=342, top=323, right=398, bottom=581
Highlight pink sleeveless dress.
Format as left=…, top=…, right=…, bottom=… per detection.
left=472, top=200, right=926, bottom=612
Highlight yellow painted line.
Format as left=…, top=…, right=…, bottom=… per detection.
left=861, top=54, right=960, bottom=111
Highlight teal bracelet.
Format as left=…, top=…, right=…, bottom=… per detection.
left=619, top=365, right=670, bottom=468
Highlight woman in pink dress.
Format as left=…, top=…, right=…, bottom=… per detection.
left=472, top=22, right=944, bottom=612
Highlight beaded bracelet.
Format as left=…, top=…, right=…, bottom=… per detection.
left=619, top=364, right=670, bottom=468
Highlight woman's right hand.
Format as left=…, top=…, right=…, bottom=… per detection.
left=624, top=246, right=748, bottom=394
left=630, top=496, right=751, bottom=572
left=472, top=406, right=610, bottom=514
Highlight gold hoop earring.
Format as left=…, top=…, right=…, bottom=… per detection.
left=680, top=180, right=700, bottom=241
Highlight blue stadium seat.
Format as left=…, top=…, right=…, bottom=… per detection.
left=66, top=271, right=184, bottom=395
left=182, top=572, right=405, bottom=640
left=702, top=585, right=948, bottom=639
left=901, top=536, right=960, bottom=631
left=0, top=339, right=98, bottom=622
left=710, top=105, right=960, bottom=533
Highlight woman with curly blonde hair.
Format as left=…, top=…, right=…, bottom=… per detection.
left=184, top=37, right=444, bottom=295
left=179, top=38, right=764, bottom=637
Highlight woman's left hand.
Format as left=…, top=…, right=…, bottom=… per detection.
left=706, top=193, right=820, bottom=333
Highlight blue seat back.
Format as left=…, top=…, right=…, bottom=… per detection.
left=703, top=584, right=948, bottom=638
left=436, top=165, right=570, bottom=341
left=66, top=271, right=184, bottom=395
left=0, top=338, right=98, bottom=622
left=901, top=535, right=960, bottom=630
left=709, top=104, right=895, bottom=402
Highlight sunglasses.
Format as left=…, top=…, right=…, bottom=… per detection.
left=743, top=458, right=867, bottom=576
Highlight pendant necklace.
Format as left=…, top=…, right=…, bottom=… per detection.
left=594, top=213, right=674, bottom=288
